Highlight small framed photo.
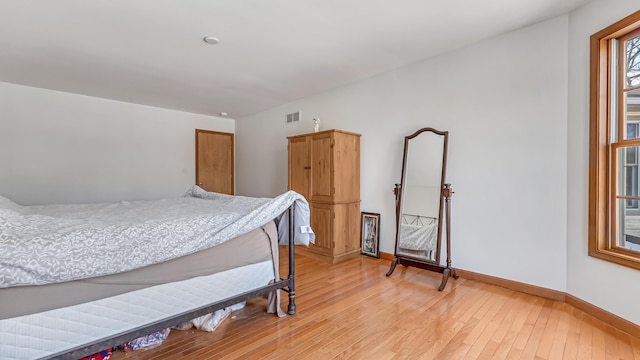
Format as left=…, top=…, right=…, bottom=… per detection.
left=361, top=212, right=380, bottom=258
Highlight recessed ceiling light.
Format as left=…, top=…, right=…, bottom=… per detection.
left=203, top=36, right=220, bottom=45
left=220, top=112, right=228, bottom=116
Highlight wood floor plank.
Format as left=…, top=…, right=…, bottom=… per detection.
left=109, top=254, right=640, bottom=360
left=616, top=330, right=636, bottom=360
left=506, top=298, right=553, bottom=359
left=465, top=289, right=513, bottom=358
left=508, top=324, right=534, bottom=358
left=492, top=294, right=539, bottom=359
left=535, top=301, right=564, bottom=359
left=577, top=311, right=595, bottom=360
left=309, top=280, right=433, bottom=359
left=592, top=314, right=608, bottom=359
left=506, top=297, right=545, bottom=357
left=604, top=323, right=622, bottom=360
left=548, top=302, right=574, bottom=359
left=562, top=306, right=583, bottom=360
left=476, top=340, right=500, bottom=360
left=280, top=294, right=406, bottom=359
left=405, top=284, right=486, bottom=359
left=631, top=335, right=640, bottom=359
left=491, top=292, right=527, bottom=343
left=463, top=287, right=511, bottom=344
left=433, top=317, right=480, bottom=360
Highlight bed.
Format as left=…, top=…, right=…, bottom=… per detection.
left=398, top=213, right=437, bottom=261
left=0, top=186, right=313, bottom=360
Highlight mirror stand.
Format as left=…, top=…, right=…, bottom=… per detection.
left=386, top=182, right=458, bottom=291
left=386, top=127, right=457, bottom=291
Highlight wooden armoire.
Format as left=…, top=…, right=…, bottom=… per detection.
left=287, top=129, right=361, bottom=263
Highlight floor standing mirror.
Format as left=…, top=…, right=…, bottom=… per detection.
left=386, top=127, right=458, bottom=291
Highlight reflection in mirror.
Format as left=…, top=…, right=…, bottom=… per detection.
left=386, top=128, right=457, bottom=291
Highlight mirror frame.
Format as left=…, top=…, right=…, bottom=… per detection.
left=387, top=127, right=457, bottom=291
left=394, top=128, right=448, bottom=264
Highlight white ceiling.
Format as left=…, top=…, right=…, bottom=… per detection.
left=0, top=0, right=592, bottom=118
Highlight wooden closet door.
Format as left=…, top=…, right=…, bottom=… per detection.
left=332, top=202, right=361, bottom=256
left=308, top=202, right=333, bottom=256
left=288, top=136, right=310, bottom=199
left=195, top=130, right=234, bottom=195
left=309, top=133, right=334, bottom=203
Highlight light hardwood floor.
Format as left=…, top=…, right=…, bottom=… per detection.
left=112, top=252, right=640, bottom=359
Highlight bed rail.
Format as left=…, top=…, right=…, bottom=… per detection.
left=287, top=204, right=296, bottom=315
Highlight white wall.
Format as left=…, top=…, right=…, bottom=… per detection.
left=237, top=16, right=569, bottom=291
left=567, top=0, right=640, bottom=326
left=0, top=82, right=234, bottom=205
left=402, top=186, right=440, bottom=219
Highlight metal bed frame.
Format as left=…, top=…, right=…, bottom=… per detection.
left=47, top=205, right=297, bottom=360
left=401, top=213, right=437, bottom=226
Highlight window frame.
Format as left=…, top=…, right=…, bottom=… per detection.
left=589, top=10, right=640, bottom=270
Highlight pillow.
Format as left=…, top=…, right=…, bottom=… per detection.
left=183, top=185, right=230, bottom=200
left=0, top=195, right=25, bottom=213
left=183, top=185, right=207, bottom=198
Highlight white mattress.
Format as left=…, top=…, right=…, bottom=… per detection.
left=0, top=260, right=275, bottom=360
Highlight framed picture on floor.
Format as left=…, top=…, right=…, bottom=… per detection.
left=361, top=212, right=380, bottom=258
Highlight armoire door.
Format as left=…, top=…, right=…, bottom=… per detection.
left=332, top=202, right=361, bottom=257
left=309, top=132, right=334, bottom=203
left=195, top=129, right=234, bottom=195
left=308, top=202, right=333, bottom=256
left=288, top=136, right=310, bottom=199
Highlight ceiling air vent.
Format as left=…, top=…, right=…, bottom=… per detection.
left=286, top=111, right=301, bottom=124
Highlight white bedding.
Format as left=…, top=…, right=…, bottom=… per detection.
left=0, top=187, right=313, bottom=288
left=399, top=222, right=437, bottom=251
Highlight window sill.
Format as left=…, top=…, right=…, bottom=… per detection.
left=589, top=246, right=640, bottom=270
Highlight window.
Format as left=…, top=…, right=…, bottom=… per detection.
left=590, top=10, right=640, bottom=269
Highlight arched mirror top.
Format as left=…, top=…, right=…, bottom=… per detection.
left=404, top=127, right=448, bottom=140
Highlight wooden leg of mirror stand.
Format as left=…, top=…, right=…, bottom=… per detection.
left=386, top=257, right=399, bottom=276
left=451, top=268, right=459, bottom=279
left=437, top=267, right=459, bottom=291
left=438, top=268, right=451, bottom=291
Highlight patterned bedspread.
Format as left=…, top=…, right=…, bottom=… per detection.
left=0, top=186, right=313, bottom=288
left=399, top=222, right=437, bottom=251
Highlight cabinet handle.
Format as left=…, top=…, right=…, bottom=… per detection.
left=304, top=166, right=311, bottom=170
